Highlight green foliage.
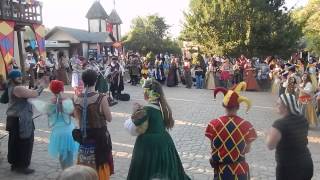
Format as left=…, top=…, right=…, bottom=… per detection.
left=181, top=0, right=302, bottom=58
left=192, top=53, right=205, bottom=66
left=146, top=51, right=155, bottom=62
left=292, top=0, right=320, bottom=56
left=122, top=15, right=181, bottom=56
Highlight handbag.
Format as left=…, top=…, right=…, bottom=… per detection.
left=72, top=129, right=83, bottom=144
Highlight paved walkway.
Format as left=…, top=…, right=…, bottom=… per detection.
left=0, top=84, right=319, bottom=180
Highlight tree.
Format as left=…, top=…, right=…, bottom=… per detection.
left=181, top=0, right=301, bottom=58
left=122, top=15, right=181, bottom=56
left=292, top=0, right=320, bottom=56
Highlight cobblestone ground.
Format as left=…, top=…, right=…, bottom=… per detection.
left=0, top=84, right=319, bottom=180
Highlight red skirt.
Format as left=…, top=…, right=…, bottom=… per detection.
left=220, top=71, right=230, bottom=81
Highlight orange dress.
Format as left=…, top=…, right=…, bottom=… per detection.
left=244, top=64, right=259, bottom=91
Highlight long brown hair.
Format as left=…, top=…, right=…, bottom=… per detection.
left=158, top=84, right=174, bottom=130
left=302, top=73, right=312, bottom=87
left=146, top=80, right=174, bottom=129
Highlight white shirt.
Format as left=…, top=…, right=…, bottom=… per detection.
left=302, top=82, right=313, bottom=95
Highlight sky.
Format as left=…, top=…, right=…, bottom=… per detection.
left=42, top=0, right=309, bottom=37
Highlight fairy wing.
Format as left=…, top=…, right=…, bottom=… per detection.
left=62, top=99, right=74, bottom=114
left=28, top=98, right=50, bottom=114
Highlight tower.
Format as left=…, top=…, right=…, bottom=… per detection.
left=86, top=1, right=109, bottom=32
left=107, top=1, right=122, bottom=41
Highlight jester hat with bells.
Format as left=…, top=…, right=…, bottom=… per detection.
left=214, top=82, right=251, bottom=113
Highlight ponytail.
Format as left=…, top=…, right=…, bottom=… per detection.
left=158, top=86, right=174, bottom=130
left=81, top=86, right=89, bottom=138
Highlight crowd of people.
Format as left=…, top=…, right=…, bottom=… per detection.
left=0, top=50, right=319, bottom=180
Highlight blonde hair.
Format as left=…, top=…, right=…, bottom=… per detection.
left=58, top=165, right=98, bottom=180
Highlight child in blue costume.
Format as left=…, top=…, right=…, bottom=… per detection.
left=30, top=80, right=78, bottom=169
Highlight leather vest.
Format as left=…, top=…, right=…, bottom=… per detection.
left=74, top=93, right=106, bottom=129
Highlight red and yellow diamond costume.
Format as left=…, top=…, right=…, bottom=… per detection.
left=205, top=82, right=257, bottom=180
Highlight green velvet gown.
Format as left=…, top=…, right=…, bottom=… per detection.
left=127, top=104, right=191, bottom=180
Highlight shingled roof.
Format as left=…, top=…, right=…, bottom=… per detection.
left=86, top=1, right=109, bottom=19
left=45, top=26, right=115, bottom=43
left=108, top=9, right=122, bottom=24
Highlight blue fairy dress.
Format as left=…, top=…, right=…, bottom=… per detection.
left=30, top=98, right=79, bottom=163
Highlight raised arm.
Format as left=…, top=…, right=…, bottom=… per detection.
left=13, top=86, right=41, bottom=98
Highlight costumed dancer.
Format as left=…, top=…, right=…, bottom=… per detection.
left=306, top=58, right=318, bottom=91
left=237, top=55, right=247, bottom=82
left=167, top=59, right=178, bottom=87
left=71, top=55, right=84, bottom=96
left=155, top=56, right=166, bottom=84
left=56, top=51, right=69, bottom=85
left=220, top=59, right=232, bottom=88
left=73, top=69, right=114, bottom=180
left=108, top=56, right=124, bottom=100
left=141, top=61, right=149, bottom=81
left=271, top=64, right=282, bottom=96
left=29, top=80, right=79, bottom=169
left=206, top=82, right=257, bottom=180
left=36, top=56, right=50, bottom=87
left=244, top=60, right=259, bottom=91
left=183, top=58, right=192, bottom=88
left=130, top=55, right=141, bottom=86
left=284, top=66, right=300, bottom=97
left=232, top=61, right=241, bottom=85
left=296, top=59, right=305, bottom=76
left=87, top=58, right=108, bottom=94
left=205, top=60, right=216, bottom=90
left=5, top=69, right=47, bottom=174
left=46, top=54, right=56, bottom=81
left=25, top=53, right=36, bottom=89
left=257, top=59, right=270, bottom=91
left=124, top=79, right=191, bottom=180
left=298, top=73, right=318, bottom=127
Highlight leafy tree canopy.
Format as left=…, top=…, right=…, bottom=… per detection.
left=181, top=0, right=302, bottom=58
left=292, top=0, right=320, bottom=56
left=122, top=15, right=181, bottom=56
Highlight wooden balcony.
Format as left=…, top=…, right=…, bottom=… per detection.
left=0, top=0, right=43, bottom=26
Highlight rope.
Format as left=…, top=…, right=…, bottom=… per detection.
left=81, top=87, right=89, bottom=139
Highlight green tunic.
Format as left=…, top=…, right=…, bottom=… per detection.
left=127, top=104, right=191, bottom=180
left=95, top=74, right=108, bottom=93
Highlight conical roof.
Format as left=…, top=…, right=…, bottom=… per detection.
left=86, top=1, right=109, bottom=19
left=108, top=9, right=122, bottom=24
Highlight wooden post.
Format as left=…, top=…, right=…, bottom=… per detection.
left=39, top=3, right=42, bottom=23
left=17, top=29, right=25, bottom=76
left=10, top=0, right=14, bottom=17
left=88, top=19, right=90, bottom=32
left=116, top=24, right=119, bottom=41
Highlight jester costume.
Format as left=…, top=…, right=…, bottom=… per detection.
left=205, top=82, right=257, bottom=180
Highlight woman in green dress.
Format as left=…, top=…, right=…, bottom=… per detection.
left=125, top=79, right=191, bottom=180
